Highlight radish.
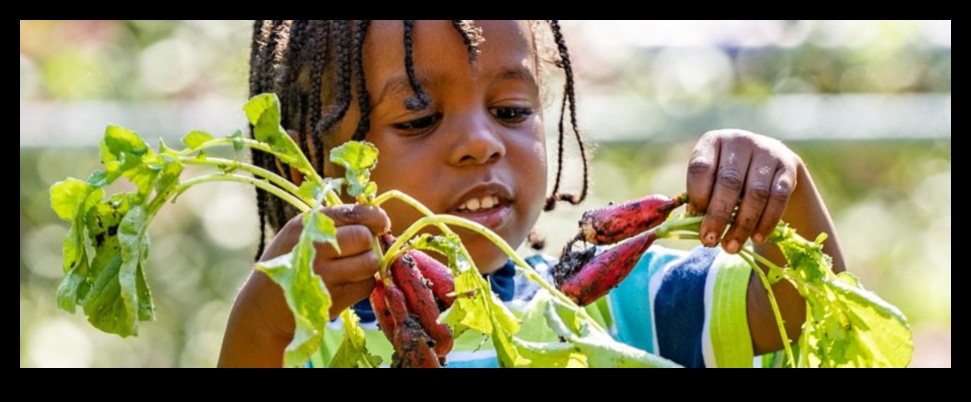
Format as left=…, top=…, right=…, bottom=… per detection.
left=389, top=251, right=454, bottom=358
left=579, top=193, right=686, bottom=245
left=408, top=250, right=456, bottom=310
left=384, top=283, right=440, bottom=368
left=369, top=280, right=396, bottom=342
left=554, top=230, right=658, bottom=306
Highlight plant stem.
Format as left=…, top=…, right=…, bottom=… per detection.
left=180, top=156, right=313, bottom=208
left=183, top=137, right=327, bottom=186
left=173, top=173, right=311, bottom=214
left=378, top=212, right=608, bottom=334
left=374, top=190, right=455, bottom=234
left=180, top=137, right=274, bottom=157
left=739, top=250, right=795, bottom=366
left=655, top=216, right=704, bottom=236
left=744, top=247, right=787, bottom=274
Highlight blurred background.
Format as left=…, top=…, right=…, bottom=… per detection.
left=20, top=20, right=950, bottom=367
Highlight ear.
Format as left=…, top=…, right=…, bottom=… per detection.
left=285, top=129, right=311, bottom=186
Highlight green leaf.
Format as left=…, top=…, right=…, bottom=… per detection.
left=296, top=181, right=323, bottom=203
left=118, top=206, right=151, bottom=334
left=244, top=94, right=316, bottom=179
left=255, top=195, right=337, bottom=367
left=229, top=130, right=245, bottom=154
left=51, top=179, right=103, bottom=313
left=71, top=201, right=154, bottom=338
left=56, top=267, right=86, bottom=313
left=542, top=293, right=680, bottom=368
left=102, top=124, right=151, bottom=163
left=154, top=154, right=184, bottom=196
left=87, top=169, right=108, bottom=187
left=329, top=141, right=379, bottom=199
left=771, top=224, right=914, bottom=368
left=329, top=309, right=383, bottom=368
left=181, top=130, right=214, bottom=150
left=81, top=253, right=135, bottom=336
left=99, top=125, right=162, bottom=202
left=512, top=338, right=583, bottom=368
left=50, top=178, right=103, bottom=222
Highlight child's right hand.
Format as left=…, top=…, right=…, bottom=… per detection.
left=260, top=204, right=391, bottom=319
left=219, top=204, right=389, bottom=367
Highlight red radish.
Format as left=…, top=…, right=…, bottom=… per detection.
left=391, top=317, right=441, bottom=368
left=369, top=280, right=396, bottom=342
left=384, top=283, right=440, bottom=368
left=554, top=230, right=658, bottom=306
left=408, top=250, right=456, bottom=310
left=390, top=252, right=454, bottom=358
left=579, top=193, right=686, bottom=245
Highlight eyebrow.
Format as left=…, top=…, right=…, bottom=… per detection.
left=374, top=69, right=448, bottom=108
left=492, top=66, right=539, bottom=89
left=374, top=65, right=539, bottom=108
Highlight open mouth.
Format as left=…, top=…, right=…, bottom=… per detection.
left=447, top=185, right=514, bottom=231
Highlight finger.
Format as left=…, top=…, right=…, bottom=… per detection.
left=686, top=131, right=721, bottom=215
left=319, top=204, right=391, bottom=235
left=315, top=249, right=381, bottom=285
left=721, top=155, right=777, bottom=253
left=752, top=165, right=797, bottom=243
left=700, top=136, right=752, bottom=247
left=315, top=225, right=377, bottom=260
left=328, top=278, right=377, bottom=320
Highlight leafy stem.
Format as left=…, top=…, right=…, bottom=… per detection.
left=171, top=173, right=311, bottom=215
left=739, top=249, right=795, bottom=366
left=179, top=156, right=314, bottom=208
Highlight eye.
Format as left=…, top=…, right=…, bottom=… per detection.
left=490, top=107, right=534, bottom=124
left=393, top=113, right=441, bottom=134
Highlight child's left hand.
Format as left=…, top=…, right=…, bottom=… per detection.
left=685, top=129, right=803, bottom=254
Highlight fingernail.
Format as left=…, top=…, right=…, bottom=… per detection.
left=727, top=239, right=740, bottom=254
left=704, top=232, right=717, bottom=246
left=753, top=233, right=765, bottom=243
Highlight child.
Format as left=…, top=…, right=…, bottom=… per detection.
left=218, top=20, right=846, bottom=368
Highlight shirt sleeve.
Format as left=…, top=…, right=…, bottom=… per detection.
left=605, top=245, right=755, bottom=368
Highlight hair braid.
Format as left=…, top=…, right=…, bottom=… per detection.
left=307, top=20, right=329, bottom=174
left=451, top=20, right=483, bottom=63
left=315, top=20, right=352, bottom=142
left=281, top=20, right=313, bottom=172
left=249, top=20, right=271, bottom=261
left=352, top=20, right=372, bottom=141
left=402, top=20, right=430, bottom=110
left=260, top=20, right=285, bottom=97
left=543, top=20, right=589, bottom=211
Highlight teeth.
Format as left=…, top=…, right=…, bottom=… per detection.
left=459, top=196, right=500, bottom=212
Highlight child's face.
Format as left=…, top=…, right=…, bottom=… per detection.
left=324, top=20, right=548, bottom=273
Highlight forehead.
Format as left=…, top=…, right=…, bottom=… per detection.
left=363, top=20, right=538, bottom=84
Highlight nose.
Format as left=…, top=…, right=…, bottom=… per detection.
left=447, top=113, right=505, bottom=166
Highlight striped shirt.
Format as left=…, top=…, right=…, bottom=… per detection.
left=312, top=245, right=764, bottom=368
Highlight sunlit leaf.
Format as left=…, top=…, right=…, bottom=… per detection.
left=771, top=224, right=914, bottom=368
left=244, top=94, right=316, bottom=179
left=255, top=195, right=338, bottom=367
left=329, top=141, right=378, bottom=199
left=181, top=130, right=214, bottom=150
left=329, top=309, right=383, bottom=368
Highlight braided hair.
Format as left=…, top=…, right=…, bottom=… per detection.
left=248, top=20, right=588, bottom=259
